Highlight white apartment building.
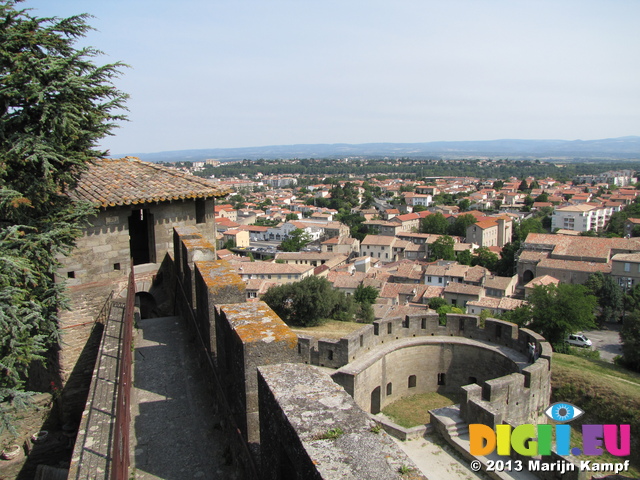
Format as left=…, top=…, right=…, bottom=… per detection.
left=551, top=204, right=613, bottom=233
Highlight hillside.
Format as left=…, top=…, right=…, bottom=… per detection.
left=113, top=136, right=640, bottom=162
left=552, top=353, right=640, bottom=474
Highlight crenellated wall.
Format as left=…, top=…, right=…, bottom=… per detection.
left=301, top=314, right=552, bottom=431
left=170, top=226, right=552, bottom=479
left=215, top=302, right=298, bottom=446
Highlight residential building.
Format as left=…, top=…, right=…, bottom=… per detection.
left=235, top=262, right=314, bottom=284
left=517, top=233, right=640, bottom=285
left=551, top=204, right=612, bottom=232
left=359, top=235, right=399, bottom=263
left=611, top=253, right=640, bottom=290
left=465, top=216, right=512, bottom=247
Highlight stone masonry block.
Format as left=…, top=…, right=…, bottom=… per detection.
left=258, top=363, right=426, bottom=480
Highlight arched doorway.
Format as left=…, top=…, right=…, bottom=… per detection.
left=370, top=386, right=381, bottom=414
left=522, top=269, right=535, bottom=283
left=136, top=292, right=157, bottom=319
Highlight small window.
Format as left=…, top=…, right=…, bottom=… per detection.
left=386, top=383, right=393, bottom=395
left=328, top=350, right=334, bottom=361
left=67, top=271, right=75, bottom=279
left=408, top=375, right=417, bottom=388
left=359, top=335, right=364, bottom=347
left=387, top=323, right=392, bottom=334
left=195, top=199, right=206, bottom=224
left=437, top=373, right=446, bottom=385
left=421, top=318, right=426, bottom=329
left=113, top=263, right=121, bottom=271
left=374, top=324, right=379, bottom=335
left=625, top=262, right=631, bottom=272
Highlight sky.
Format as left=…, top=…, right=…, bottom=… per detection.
left=20, top=0, right=640, bottom=156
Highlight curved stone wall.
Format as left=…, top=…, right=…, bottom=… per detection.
left=332, top=337, right=526, bottom=414
left=320, top=314, right=552, bottom=428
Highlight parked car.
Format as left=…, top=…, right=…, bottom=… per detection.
left=566, top=333, right=592, bottom=348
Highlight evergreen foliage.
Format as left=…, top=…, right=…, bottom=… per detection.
left=261, top=276, right=353, bottom=327
left=620, top=310, right=640, bottom=372
left=420, top=212, right=448, bottom=235
left=279, top=228, right=311, bottom=252
left=0, top=1, right=128, bottom=401
left=471, top=246, right=499, bottom=272
left=585, top=272, right=624, bottom=325
left=504, top=284, right=597, bottom=348
left=429, top=235, right=455, bottom=261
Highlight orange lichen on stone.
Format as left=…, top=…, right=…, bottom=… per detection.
left=182, top=237, right=216, bottom=251
left=174, top=225, right=202, bottom=237
left=219, top=303, right=298, bottom=350
left=196, top=260, right=246, bottom=294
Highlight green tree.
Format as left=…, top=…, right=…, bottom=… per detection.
left=356, top=301, right=375, bottom=323
left=458, top=198, right=471, bottom=212
left=456, top=249, right=473, bottom=266
left=535, top=192, right=549, bottom=203
left=509, top=284, right=597, bottom=348
left=619, top=310, right=640, bottom=372
left=448, top=213, right=477, bottom=237
left=436, top=305, right=463, bottom=325
left=0, top=2, right=128, bottom=401
left=285, top=212, right=299, bottom=221
left=354, top=284, right=378, bottom=304
left=514, top=217, right=545, bottom=242
left=428, top=297, right=447, bottom=311
left=420, top=212, right=448, bottom=235
left=494, top=241, right=521, bottom=276
left=585, top=272, right=623, bottom=324
left=471, top=247, right=499, bottom=272
left=262, top=276, right=352, bottom=327
left=518, top=179, right=529, bottom=192
left=280, top=228, right=311, bottom=252
left=429, top=235, right=455, bottom=261
left=222, top=238, right=236, bottom=250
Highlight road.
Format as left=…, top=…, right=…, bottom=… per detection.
left=582, top=324, right=622, bottom=363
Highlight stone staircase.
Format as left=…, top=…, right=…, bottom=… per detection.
left=442, top=415, right=469, bottom=439
left=430, top=405, right=540, bottom=480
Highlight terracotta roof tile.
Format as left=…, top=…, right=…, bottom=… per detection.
left=71, top=157, right=230, bottom=207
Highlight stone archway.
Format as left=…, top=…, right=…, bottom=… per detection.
left=136, top=291, right=157, bottom=319
left=522, top=269, right=535, bottom=284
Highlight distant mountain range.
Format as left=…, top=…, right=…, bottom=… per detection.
left=115, top=136, right=640, bottom=163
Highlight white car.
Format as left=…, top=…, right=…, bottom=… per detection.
left=566, top=333, right=592, bottom=348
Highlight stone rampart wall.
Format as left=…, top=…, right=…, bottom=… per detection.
left=302, top=314, right=551, bottom=429
left=171, top=226, right=551, bottom=478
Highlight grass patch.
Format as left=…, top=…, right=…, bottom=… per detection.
left=552, top=353, right=640, bottom=472
left=317, top=427, right=344, bottom=440
left=381, top=392, right=459, bottom=428
left=290, top=319, right=365, bottom=339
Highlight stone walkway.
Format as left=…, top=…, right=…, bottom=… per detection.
left=130, top=316, right=237, bottom=480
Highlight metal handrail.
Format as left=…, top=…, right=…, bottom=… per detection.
left=110, top=261, right=135, bottom=480
left=60, top=290, right=114, bottom=330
